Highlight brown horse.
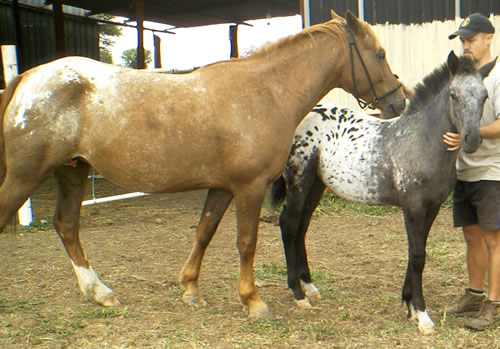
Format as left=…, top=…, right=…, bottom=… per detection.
left=0, top=10, right=405, bottom=318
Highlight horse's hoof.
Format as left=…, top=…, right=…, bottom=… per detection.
left=418, top=325, right=435, bottom=335
left=97, top=293, right=120, bottom=307
left=249, top=306, right=274, bottom=319
left=182, top=293, right=207, bottom=306
left=295, top=298, right=312, bottom=308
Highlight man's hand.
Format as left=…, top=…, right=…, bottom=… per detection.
left=443, top=132, right=461, bottom=151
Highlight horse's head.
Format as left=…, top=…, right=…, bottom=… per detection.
left=335, top=9, right=406, bottom=118
left=447, top=51, right=488, bottom=153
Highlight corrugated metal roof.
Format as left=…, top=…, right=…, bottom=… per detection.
left=47, top=0, right=301, bottom=28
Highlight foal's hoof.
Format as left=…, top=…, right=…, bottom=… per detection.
left=182, top=292, right=207, bottom=307
left=307, top=291, right=321, bottom=300
left=249, top=306, right=274, bottom=319
left=295, top=298, right=312, bottom=308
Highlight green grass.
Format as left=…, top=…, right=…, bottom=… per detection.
left=17, top=218, right=54, bottom=233
left=266, top=191, right=455, bottom=217
left=78, top=305, right=132, bottom=319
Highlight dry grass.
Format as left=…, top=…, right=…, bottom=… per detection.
left=0, top=179, right=498, bottom=348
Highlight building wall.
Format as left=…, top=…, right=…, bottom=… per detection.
left=310, top=0, right=500, bottom=112
left=0, top=1, right=98, bottom=88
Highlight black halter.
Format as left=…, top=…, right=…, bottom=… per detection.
left=344, top=23, right=402, bottom=110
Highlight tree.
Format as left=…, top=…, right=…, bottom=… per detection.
left=121, top=48, right=152, bottom=68
left=96, top=14, right=123, bottom=64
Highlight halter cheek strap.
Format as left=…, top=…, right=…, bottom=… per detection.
left=344, top=22, right=401, bottom=110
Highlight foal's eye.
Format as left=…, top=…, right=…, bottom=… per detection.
left=377, top=51, right=385, bottom=60
left=450, top=92, right=457, bottom=100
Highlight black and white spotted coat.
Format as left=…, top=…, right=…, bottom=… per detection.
left=284, top=103, right=439, bottom=206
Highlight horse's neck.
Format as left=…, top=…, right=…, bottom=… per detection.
left=250, top=30, right=347, bottom=127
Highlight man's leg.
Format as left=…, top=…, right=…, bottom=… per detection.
left=465, top=228, right=500, bottom=330
left=446, top=224, right=487, bottom=316
left=464, top=224, right=488, bottom=291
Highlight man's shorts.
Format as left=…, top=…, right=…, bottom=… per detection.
left=453, top=180, right=500, bottom=231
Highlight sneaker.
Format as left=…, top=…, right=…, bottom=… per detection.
left=446, top=289, right=485, bottom=316
left=465, top=300, right=500, bottom=331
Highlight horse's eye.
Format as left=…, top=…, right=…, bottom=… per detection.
left=377, top=51, right=385, bottom=60
left=450, top=92, right=457, bottom=100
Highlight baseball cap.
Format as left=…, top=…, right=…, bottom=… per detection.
left=448, top=13, right=495, bottom=40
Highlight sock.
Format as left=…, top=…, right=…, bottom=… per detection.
left=468, top=288, right=485, bottom=295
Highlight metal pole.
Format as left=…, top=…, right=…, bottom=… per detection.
left=301, top=0, right=310, bottom=28
left=136, top=0, right=145, bottom=69
left=358, top=0, right=365, bottom=21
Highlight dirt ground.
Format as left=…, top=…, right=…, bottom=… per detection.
left=0, top=177, right=498, bottom=348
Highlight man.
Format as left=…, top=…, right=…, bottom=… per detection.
left=443, top=13, right=500, bottom=331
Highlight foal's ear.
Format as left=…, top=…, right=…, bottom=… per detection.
left=345, top=10, right=363, bottom=35
left=447, top=50, right=459, bottom=75
left=330, top=9, right=342, bottom=20
left=478, top=58, right=497, bottom=79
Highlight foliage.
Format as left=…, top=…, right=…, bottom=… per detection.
left=96, top=14, right=123, bottom=64
left=121, top=48, right=153, bottom=68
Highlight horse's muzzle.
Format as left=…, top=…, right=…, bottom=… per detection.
left=380, top=98, right=406, bottom=119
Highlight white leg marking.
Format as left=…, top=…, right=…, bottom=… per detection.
left=72, top=262, right=120, bottom=306
left=410, top=303, right=435, bottom=334
left=300, top=280, right=321, bottom=300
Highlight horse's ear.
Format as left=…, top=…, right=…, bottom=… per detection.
left=345, top=10, right=363, bottom=35
left=478, top=58, right=497, bottom=79
left=447, top=51, right=459, bottom=75
left=330, top=9, right=342, bottom=20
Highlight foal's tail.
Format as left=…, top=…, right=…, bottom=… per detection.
left=0, top=75, right=22, bottom=186
left=270, top=175, right=287, bottom=209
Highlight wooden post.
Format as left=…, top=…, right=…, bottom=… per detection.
left=154, top=34, right=161, bottom=68
left=136, top=0, right=145, bottom=69
left=230, top=24, right=238, bottom=58
left=11, top=0, right=24, bottom=72
left=53, top=2, right=66, bottom=58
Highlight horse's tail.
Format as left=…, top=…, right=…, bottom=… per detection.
left=0, top=75, right=22, bottom=186
left=270, top=175, right=287, bottom=209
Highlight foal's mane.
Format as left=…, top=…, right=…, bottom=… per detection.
left=404, top=56, right=476, bottom=116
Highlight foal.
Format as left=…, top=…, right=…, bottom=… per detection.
left=272, top=53, right=490, bottom=332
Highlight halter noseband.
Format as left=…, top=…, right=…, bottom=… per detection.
left=344, top=22, right=402, bottom=110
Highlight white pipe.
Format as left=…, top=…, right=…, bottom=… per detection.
left=82, top=192, right=150, bottom=206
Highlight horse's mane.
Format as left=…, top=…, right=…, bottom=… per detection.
left=404, top=56, right=476, bottom=116
left=249, top=18, right=346, bottom=58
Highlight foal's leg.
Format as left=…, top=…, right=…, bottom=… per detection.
left=180, top=189, right=233, bottom=306
left=296, top=177, right=325, bottom=303
left=280, top=188, right=309, bottom=305
left=280, top=172, right=321, bottom=307
left=402, top=203, right=441, bottom=334
left=234, top=183, right=272, bottom=318
left=53, top=163, right=119, bottom=307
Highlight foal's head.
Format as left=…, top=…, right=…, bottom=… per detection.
left=334, top=10, right=406, bottom=118
left=447, top=52, right=488, bottom=153
left=407, top=51, right=488, bottom=153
